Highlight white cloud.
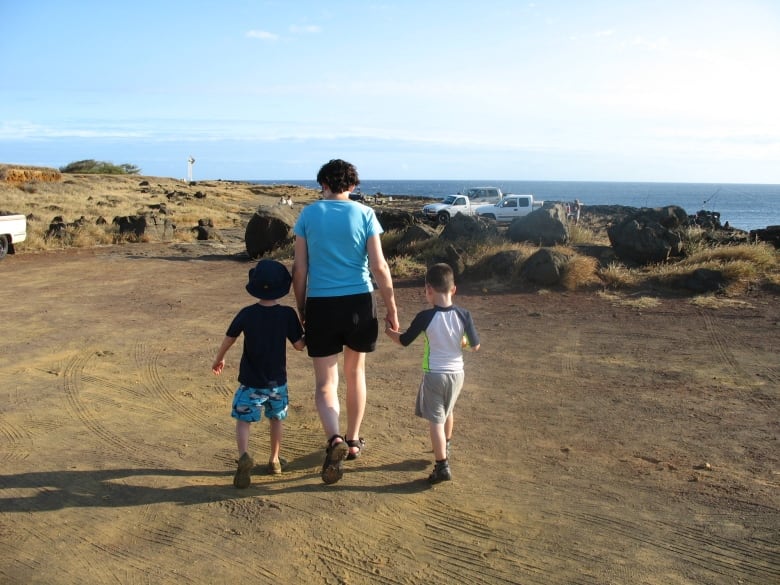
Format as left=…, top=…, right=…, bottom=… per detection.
left=289, top=24, right=321, bottom=34
left=246, top=30, right=278, bottom=41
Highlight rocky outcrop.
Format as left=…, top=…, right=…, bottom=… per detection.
left=607, top=206, right=688, bottom=265
left=750, top=225, right=780, bottom=249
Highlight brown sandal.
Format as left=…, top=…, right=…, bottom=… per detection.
left=346, top=438, right=365, bottom=460
left=321, top=435, right=348, bottom=484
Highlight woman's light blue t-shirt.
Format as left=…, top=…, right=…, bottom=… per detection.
left=293, top=200, right=383, bottom=297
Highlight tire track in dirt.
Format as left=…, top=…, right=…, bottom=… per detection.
left=63, top=351, right=164, bottom=468
left=138, top=515, right=279, bottom=582
left=559, top=510, right=780, bottom=584
left=134, top=342, right=226, bottom=440
left=698, top=311, right=752, bottom=386
left=0, top=417, right=31, bottom=463
left=416, top=503, right=528, bottom=585
left=291, top=496, right=526, bottom=585
left=0, top=524, right=47, bottom=582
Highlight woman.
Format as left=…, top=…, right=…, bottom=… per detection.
left=292, top=159, right=398, bottom=485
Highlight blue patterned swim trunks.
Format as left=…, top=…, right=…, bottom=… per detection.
left=231, top=384, right=289, bottom=422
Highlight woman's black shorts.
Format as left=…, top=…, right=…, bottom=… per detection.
left=304, top=292, right=378, bottom=357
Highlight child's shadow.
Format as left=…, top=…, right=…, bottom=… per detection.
left=1, top=455, right=434, bottom=512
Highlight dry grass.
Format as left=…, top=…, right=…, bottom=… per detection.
left=387, top=255, right=427, bottom=279
left=561, top=254, right=600, bottom=290
left=598, top=263, right=641, bottom=289
left=2, top=171, right=319, bottom=252
left=597, top=291, right=661, bottom=309
left=683, top=242, right=776, bottom=269
left=690, top=295, right=756, bottom=310
left=567, top=223, right=601, bottom=245
left=653, top=242, right=778, bottom=295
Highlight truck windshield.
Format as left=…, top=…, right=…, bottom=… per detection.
left=441, top=195, right=457, bottom=204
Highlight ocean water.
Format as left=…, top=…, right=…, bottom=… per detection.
left=256, top=179, right=780, bottom=232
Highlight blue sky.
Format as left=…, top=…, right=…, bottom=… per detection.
left=1, top=0, right=779, bottom=182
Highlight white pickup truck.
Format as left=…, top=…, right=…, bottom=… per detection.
left=422, top=187, right=504, bottom=225
left=474, top=194, right=543, bottom=224
left=0, top=214, right=27, bottom=259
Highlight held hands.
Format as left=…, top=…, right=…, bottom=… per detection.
left=384, top=311, right=399, bottom=332
left=384, top=319, right=401, bottom=344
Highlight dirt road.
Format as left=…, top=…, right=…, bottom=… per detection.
left=1, top=243, right=777, bottom=584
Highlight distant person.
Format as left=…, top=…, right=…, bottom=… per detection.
left=212, top=259, right=305, bottom=488
left=385, top=263, right=480, bottom=484
left=292, top=158, right=399, bottom=485
left=574, top=199, right=582, bottom=224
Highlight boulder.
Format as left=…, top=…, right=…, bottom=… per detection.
left=245, top=205, right=296, bottom=259
left=572, top=244, right=618, bottom=268
left=374, top=208, right=417, bottom=231
left=396, top=223, right=437, bottom=251
left=607, top=206, right=688, bottom=265
left=440, top=214, right=497, bottom=242
left=467, top=250, right=524, bottom=281
left=112, top=215, right=148, bottom=237
left=750, top=225, right=780, bottom=249
left=671, top=268, right=728, bottom=293
left=507, top=204, right=569, bottom=246
left=691, top=209, right=721, bottom=229
left=46, top=216, right=67, bottom=239
left=193, top=218, right=220, bottom=241
left=428, top=244, right=466, bottom=277
left=520, top=247, right=571, bottom=286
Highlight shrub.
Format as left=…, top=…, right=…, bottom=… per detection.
left=60, top=160, right=141, bottom=175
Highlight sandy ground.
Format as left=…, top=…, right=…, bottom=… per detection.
left=1, top=241, right=778, bottom=585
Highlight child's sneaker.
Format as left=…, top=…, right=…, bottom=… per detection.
left=267, top=456, right=287, bottom=475
left=233, top=452, right=254, bottom=489
left=428, top=460, right=452, bottom=484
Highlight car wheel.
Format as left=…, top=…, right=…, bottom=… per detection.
left=0, top=235, right=8, bottom=259
left=438, top=211, right=450, bottom=225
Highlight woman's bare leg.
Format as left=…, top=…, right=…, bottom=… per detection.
left=343, top=347, right=366, bottom=448
left=313, top=354, right=342, bottom=442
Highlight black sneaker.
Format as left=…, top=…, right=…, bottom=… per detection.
left=234, top=452, right=254, bottom=489
left=428, top=460, right=452, bottom=484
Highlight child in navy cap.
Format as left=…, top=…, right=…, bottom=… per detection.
left=212, top=260, right=305, bottom=488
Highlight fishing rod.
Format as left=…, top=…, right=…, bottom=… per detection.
left=703, top=187, right=721, bottom=207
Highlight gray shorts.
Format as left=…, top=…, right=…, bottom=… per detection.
left=415, top=371, right=465, bottom=424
